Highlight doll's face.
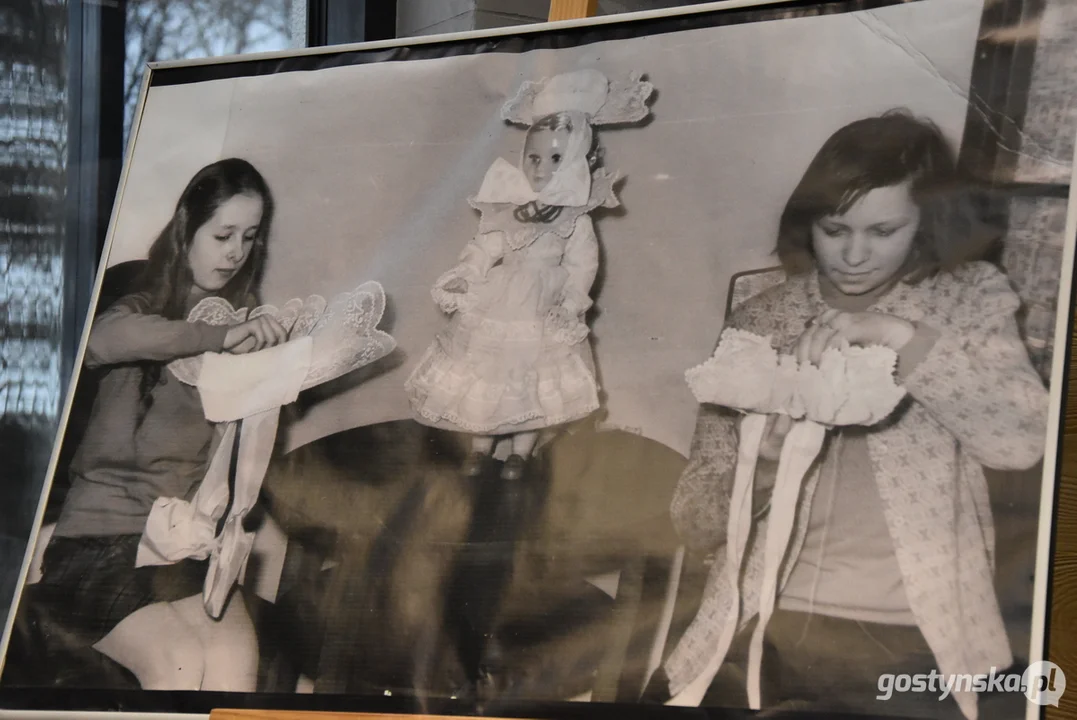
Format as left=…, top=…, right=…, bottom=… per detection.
left=811, top=181, right=921, bottom=296
left=522, top=127, right=572, bottom=191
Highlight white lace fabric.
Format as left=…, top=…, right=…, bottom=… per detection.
left=167, top=281, right=394, bottom=391
left=685, top=328, right=906, bottom=426
left=501, top=69, right=654, bottom=128
left=137, top=281, right=395, bottom=618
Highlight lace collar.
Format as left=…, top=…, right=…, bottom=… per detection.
left=468, top=167, right=619, bottom=250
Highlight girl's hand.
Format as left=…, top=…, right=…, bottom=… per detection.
left=758, top=414, right=792, bottom=463
left=442, top=277, right=468, bottom=294
left=224, top=315, right=290, bottom=354
left=795, top=310, right=915, bottom=366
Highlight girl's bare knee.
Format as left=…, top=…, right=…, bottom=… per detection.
left=201, top=634, right=258, bottom=692
left=200, top=598, right=259, bottom=692
left=94, top=602, right=206, bottom=691
left=129, top=632, right=205, bottom=691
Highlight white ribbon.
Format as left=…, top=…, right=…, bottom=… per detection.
left=666, top=412, right=768, bottom=707
left=744, top=418, right=826, bottom=709
left=135, top=422, right=236, bottom=567
left=136, top=338, right=312, bottom=618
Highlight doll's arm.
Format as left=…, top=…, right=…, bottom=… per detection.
left=433, top=231, right=505, bottom=313
left=544, top=218, right=599, bottom=344
left=901, top=263, right=1049, bottom=471
left=444, top=231, right=505, bottom=285
left=558, top=216, right=599, bottom=315
left=85, top=294, right=228, bottom=369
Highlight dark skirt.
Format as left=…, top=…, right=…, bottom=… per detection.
left=644, top=610, right=1024, bottom=719
left=30, top=533, right=208, bottom=648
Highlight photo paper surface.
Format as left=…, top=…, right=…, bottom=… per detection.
left=1, top=1, right=1074, bottom=718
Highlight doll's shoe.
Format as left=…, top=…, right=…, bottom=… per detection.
left=462, top=451, right=489, bottom=478
left=500, top=454, right=526, bottom=480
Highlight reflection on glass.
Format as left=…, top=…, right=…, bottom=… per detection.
left=124, top=0, right=306, bottom=141
left=0, top=0, right=68, bottom=614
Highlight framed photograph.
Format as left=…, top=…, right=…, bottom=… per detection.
left=1, top=0, right=1075, bottom=718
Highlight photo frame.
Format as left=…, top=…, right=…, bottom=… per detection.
left=2, top=1, right=1075, bottom=718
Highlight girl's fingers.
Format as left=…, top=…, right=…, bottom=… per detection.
left=235, top=336, right=256, bottom=354
left=817, top=309, right=841, bottom=327
left=810, top=325, right=841, bottom=364
left=797, top=324, right=833, bottom=366
left=264, top=316, right=289, bottom=346
left=829, top=313, right=856, bottom=333
left=250, top=321, right=268, bottom=351
left=227, top=330, right=256, bottom=354
left=795, top=326, right=816, bottom=365
left=233, top=316, right=289, bottom=352
left=809, top=327, right=828, bottom=363
left=825, top=328, right=849, bottom=352
left=227, top=325, right=253, bottom=351
left=255, top=318, right=274, bottom=348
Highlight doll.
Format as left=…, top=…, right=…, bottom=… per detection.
left=406, top=68, right=653, bottom=481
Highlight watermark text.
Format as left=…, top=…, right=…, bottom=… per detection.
left=877, top=662, right=1065, bottom=707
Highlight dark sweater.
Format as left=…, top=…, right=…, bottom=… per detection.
left=55, top=292, right=230, bottom=538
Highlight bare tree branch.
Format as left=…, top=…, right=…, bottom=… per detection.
left=122, top=0, right=294, bottom=140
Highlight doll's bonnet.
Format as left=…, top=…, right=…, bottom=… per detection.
left=501, top=68, right=654, bottom=127
left=473, top=69, right=654, bottom=210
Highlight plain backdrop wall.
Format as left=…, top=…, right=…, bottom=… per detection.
left=106, top=0, right=984, bottom=457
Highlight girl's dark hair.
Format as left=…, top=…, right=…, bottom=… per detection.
left=776, top=109, right=1000, bottom=278
left=136, top=158, right=274, bottom=420
left=514, top=111, right=602, bottom=224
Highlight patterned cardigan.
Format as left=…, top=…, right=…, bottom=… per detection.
left=663, top=262, right=1049, bottom=720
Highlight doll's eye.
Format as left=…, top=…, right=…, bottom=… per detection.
left=529, top=154, right=541, bottom=165
left=551, top=153, right=562, bottom=163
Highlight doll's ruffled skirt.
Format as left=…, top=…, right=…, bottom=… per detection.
left=405, top=311, right=599, bottom=434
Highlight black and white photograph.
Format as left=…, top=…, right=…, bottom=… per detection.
left=1, top=0, right=1076, bottom=718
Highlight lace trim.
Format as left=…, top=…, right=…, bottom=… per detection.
left=685, top=328, right=906, bottom=426
left=404, top=340, right=600, bottom=432
left=545, top=306, right=589, bottom=345
left=168, top=281, right=395, bottom=390
left=431, top=269, right=480, bottom=315
left=457, top=312, right=545, bottom=340
left=410, top=404, right=599, bottom=434
left=501, top=70, right=655, bottom=127
left=468, top=169, right=619, bottom=251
